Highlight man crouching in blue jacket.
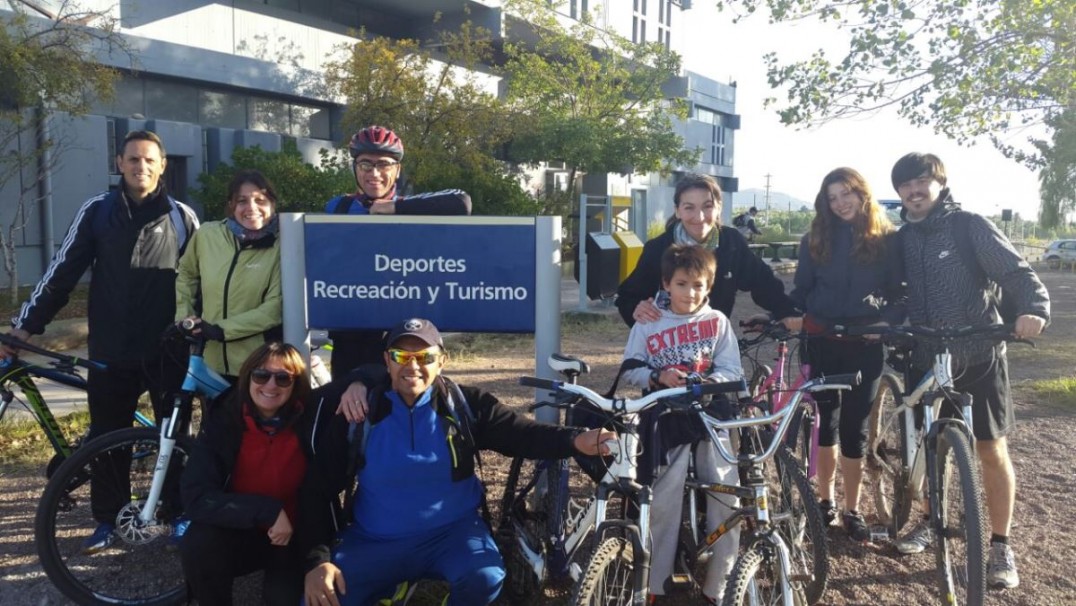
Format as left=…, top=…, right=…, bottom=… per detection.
left=298, top=318, right=613, bottom=606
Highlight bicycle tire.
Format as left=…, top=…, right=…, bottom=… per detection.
left=721, top=541, right=807, bottom=606
left=772, top=445, right=828, bottom=605
left=867, top=373, right=913, bottom=536
left=934, top=425, right=986, bottom=606
left=35, top=426, right=193, bottom=606
left=748, top=364, right=774, bottom=402
left=495, top=456, right=551, bottom=605
left=570, top=536, right=634, bottom=606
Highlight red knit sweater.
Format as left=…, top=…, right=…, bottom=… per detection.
left=231, top=412, right=307, bottom=526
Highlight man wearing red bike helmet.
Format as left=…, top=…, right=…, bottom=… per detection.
left=325, top=126, right=471, bottom=379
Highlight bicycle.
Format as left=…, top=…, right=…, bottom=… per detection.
left=495, top=353, right=604, bottom=604
left=847, top=323, right=1030, bottom=606
left=516, top=365, right=746, bottom=606
left=0, top=334, right=154, bottom=478
left=34, top=320, right=231, bottom=606
left=676, top=372, right=856, bottom=606
left=737, top=320, right=819, bottom=480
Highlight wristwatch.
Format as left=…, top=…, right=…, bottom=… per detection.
left=650, top=369, right=661, bottom=387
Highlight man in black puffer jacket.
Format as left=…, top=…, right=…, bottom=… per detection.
left=888, top=152, right=1049, bottom=590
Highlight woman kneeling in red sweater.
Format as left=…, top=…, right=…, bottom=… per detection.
left=180, top=342, right=312, bottom=605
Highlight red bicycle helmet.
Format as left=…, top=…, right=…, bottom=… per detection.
left=348, top=126, right=404, bottom=160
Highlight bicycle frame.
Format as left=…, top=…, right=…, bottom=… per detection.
left=744, top=328, right=820, bottom=478
left=133, top=345, right=229, bottom=528
left=881, top=351, right=976, bottom=506
left=0, top=345, right=151, bottom=465
left=686, top=377, right=854, bottom=606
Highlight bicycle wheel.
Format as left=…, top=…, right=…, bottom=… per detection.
left=749, top=365, right=773, bottom=401
left=35, top=426, right=193, bottom=606
left=933, top=425, right=986, bottom=606
left=496, top=456, right=553, bottom=604
left=867, top=373, right=913, bottom=536
left=570, top=536, right=634, bottom=606
left=722, top=541, right=807, bottom=606
left=771, top=446, right=828, bottom=605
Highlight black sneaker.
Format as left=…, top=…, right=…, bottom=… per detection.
left=819, top=500, right=838, bottom=526
left=843, top=510, right=871, bottom=542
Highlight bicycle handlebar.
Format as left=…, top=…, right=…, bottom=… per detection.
left=833, top=323, right=1033, bottom=347
left=0, top=333, right=106, bottom=371
left=519, top=375, right=748, bottom=415
left=737, top=319, right=797, bottom=346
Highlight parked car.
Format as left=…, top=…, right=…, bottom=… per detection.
left=1044, top=239, right=1076, bottom=264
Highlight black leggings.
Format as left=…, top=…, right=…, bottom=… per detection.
left=179, top=522, right=303, bottom=606
left=804, top=338, right=884, bottom=459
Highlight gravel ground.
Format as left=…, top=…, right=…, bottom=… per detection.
left=2, top=270, right=1074, bottom=605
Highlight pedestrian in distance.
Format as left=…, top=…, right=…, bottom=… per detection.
left=297, top=317, right=615, bottom=606
left=732, top=206, right=763, bottom=242
left=179, top=342, right=312, bottom=606
left=790, top=167, right=903, bottom=541
left=323, top=126, right=471, bottom=381
left=616, top=173, right=802, bottom=332
left=0, top=130, right=199, bottom=553
left=888, top=152, right=1049, bottom=589
left=175, top=169, right=283, bottom=380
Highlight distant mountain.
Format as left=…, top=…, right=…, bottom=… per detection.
left=731, top=188, right=812, bottom=213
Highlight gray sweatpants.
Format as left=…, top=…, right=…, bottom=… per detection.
left=648, top=433, right=740, bottom=600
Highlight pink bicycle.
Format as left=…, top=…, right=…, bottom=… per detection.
left=738, top=319, right=821, bottom=481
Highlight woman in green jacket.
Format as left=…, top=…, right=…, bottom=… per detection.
left=176, top=170, right=282, bottom=379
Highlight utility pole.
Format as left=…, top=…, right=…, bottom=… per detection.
left=763, top=174, right=773, bottom=214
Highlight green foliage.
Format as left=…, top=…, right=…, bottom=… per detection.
left=502, top=0, right=694, bottom=200
left=1028, top=376, right=1076, bottom=409
left=193, top=142, right=353, bottom=220
left=753, top=210, right=814, bottom=242
left=723, top=0, right=1076, bottom=227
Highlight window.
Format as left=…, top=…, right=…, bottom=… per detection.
left=249, top=99, right=291, bottom=133
left=657, top=0, right=672, bottom=49
left=145, top=80, right=199, bottom=124
left=633, top=0, right=647, bottom=44
left=569, top=0, right=588, bottom=19
left=200, top=91, right=248, bottom=129
left=711, top=124, right=726, bottom=166
left=91, top=74, right=145, bottom=118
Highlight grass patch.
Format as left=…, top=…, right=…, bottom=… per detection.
left=1026, top=376, right=1076, bottom=408
left=0, top=283, right=89, bottom=322
left=0, top=410, right=91, bottom=467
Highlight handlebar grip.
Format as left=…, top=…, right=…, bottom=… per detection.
left=519, top=376, right=561, bottom=391
left=695, top=379, right=748, bottom=395
left=180, top=318, right=197, bottom=331
left=819, top=371, right=861, bottom=386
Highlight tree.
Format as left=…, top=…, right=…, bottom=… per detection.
left=502, top=0, right=695, bottom=211
left=323, top=24, right=534, bottom=215
left=193, top=142, right=353, bottom=219
left=1036, top=110, right=1076, bottom=228
left=722, top=0, right=1076, bottom=226
left=0, top=1, right=126, bottom=301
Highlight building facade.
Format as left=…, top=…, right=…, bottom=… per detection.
left=1, top=0, right=738, bottom=284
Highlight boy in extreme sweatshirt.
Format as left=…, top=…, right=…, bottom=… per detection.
left=621, top=244, right=742, bottom=604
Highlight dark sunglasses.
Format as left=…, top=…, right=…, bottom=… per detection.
left=251, top=368, right=295, bottom=388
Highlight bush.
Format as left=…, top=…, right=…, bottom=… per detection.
left=194, top=142, right=353, bottom=220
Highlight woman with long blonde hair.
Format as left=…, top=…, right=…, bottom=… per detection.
left=790, top=167, right=901, bottom=542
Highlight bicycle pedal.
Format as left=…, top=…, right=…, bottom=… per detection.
left=669, top=573, right=693, bottom=585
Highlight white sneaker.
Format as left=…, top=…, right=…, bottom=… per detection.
left=894, top=521, right=933, bottom=555
left=987, top=542, right=1019, bottom=589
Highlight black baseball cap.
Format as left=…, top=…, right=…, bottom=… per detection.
left=386, top=318, right=444, bottom=349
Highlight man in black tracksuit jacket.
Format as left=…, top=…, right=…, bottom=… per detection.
left=2, top=131, right=199, bottom=550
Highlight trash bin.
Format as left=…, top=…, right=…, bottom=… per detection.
left=574, top=232, right=621, bottom=300
left=612, top=231, right=643, bottom=284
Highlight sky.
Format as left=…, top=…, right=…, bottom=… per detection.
left=680, top=4, right=1044, bottom=219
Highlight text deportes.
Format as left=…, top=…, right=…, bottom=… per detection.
left=375, top=254, right=465, bottom=277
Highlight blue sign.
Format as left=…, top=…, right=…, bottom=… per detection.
left=304, top=217, right=536, bottom=332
